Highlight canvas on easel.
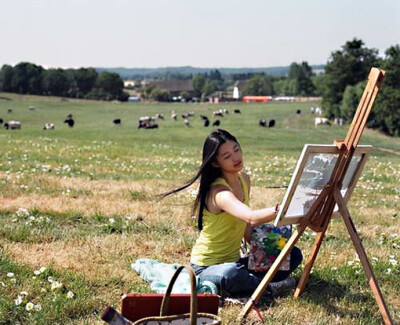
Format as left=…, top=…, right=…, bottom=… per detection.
left=274, top=144, right=371, bottom=227
left=239, top=67, right=394, bottom=325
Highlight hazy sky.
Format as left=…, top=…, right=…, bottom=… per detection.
left=1, top=0, right=399, bottom=69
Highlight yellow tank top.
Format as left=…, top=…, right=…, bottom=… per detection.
left=190, top=173, right=249, bottom=266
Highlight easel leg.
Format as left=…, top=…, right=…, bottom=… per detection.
left=239, top=222, right=307, bottom=322
left=294, top=216, right=330, bottom=298
left=333, top=190, right=393, bottom=325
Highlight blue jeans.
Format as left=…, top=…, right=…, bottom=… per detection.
left=191, top=247, right=303, bottom=297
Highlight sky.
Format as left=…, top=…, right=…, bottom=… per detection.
left=1, top=0, right=399, bottom=69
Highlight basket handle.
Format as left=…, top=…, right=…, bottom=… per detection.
left=160, top=265, right=197, bottom=325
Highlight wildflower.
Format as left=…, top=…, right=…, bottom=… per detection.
left=34, top=303, right=42, bottom=311
left=48, top=276, right=54, bottom=283
left=39, top=266, right=47, bottom=273
left=25, top=302, right=34, bottom=311
left=389, top=259, right=398, bottom=266
left=7, top=272, right=14, bottom=277
left=51, top=281, right=63, bottom=291
left=386, top=268, right=392, bottom=274
left=15, top=295, right=23, bottom=305
left=0, top=282, right=6, bottom=287
left=67, top=290, right=75, bottom=299
left=109, top=218, right=115, bottom=224
left=332, top=267, right=338, bottom=271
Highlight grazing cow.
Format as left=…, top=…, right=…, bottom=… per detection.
left=184, top=119, right=190, bottom=127
left=296, top=109, right=301, bottom=115
left=315, top=117, right=331, bottom=126
left=204, top=119, right=210, bottom=127
left=181, top=113, right=189, bottom=119
left=188, top=111, right=195, bottom=117
left=315, top=107, right=322, bottom=115
left=233, top=109, right=241, bottom=114
left=223, top=109, right=229, bottom=115
left=213, top=109, right=224, bottom=117
left=113, top=118, right=121, bottom=125
left=213, top=120, right=221, bottom=127
left=43, top=123, right=55, bottom=130
left=171, top=111, right=177, bottom=121
left=0, top=118, right=3, bottom=124
left=4, top=120, right=21, bottom=130
left=268, top=119, right=275, bottom=128
left=154, top=113, right=165, bottom=120
left=64, top=118, right=75, bottom=128
left=334, top=118, right=343, bottom=126
left=29, top=106, right=35, bottom=112
left=259, top=119, right=267, bottom=127
left=138, top=118, right=158, bottom=129
left=7, top=108, right=12, bottom=113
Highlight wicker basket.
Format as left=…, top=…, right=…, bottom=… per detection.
left=132, top=265, right=221, bottom=325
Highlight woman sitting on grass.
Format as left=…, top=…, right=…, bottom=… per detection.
left=162, top=129, right=302, bottom=297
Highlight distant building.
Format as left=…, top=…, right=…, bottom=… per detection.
left=124, top=80, right=136, bottom=88
left=147, top=80, right=194, bottom=97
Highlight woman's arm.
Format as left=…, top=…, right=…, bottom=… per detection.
left=215, top=190, right=277, bottom=226
left=244, top=224, right=253, bottom=243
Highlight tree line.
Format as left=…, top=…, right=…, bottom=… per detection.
left=0, top=62, right=128, bottom=101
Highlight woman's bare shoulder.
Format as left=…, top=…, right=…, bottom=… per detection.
left=207, top=185, right=231, bottom=214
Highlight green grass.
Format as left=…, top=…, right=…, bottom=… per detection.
left=0, top=93, right=399, bottom=324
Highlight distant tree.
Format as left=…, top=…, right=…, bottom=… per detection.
left=150, top=88, right=170, bottom=102
left=0, top=64, right=14, bottom=92
left=322, top=38, right=380, bottom=118
left=11, top=62, right=44, bottom=94
left=73, top=68, right=98, bottom=97
left=41, top=69, right=69, bottom=96
left=88, top=72, right=126, bottom=100
left=202, top=80, right=216, bottom=97
left=243, top=74, right=273, bottom=96
left=368, top=45, right=400, bottom=136
left=273, top=78, right=296, bottom=96
left=288, top=61, right=315, bottom=96
left=340, top=81, right=366, bottom=121
left=180, top=91, right=191, bottom=101
left=311, top=74, right=325, bottom=96
left=192, top=74, right=205, bottom=97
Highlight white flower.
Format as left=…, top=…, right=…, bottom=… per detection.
left=386, top=268, right=392, bottom=274
left=39, top=266, right=47, bottom=273
left=7, top=272, right=14, bottom=277
left=109, top=218, right=115, bottom=224
left=389, top=259, right=398, bottom=266
left=51, top=281, right=63, bottom=290
left=47, top=276, right=54, bottom=283
left=372, top=257, right=379, bottom=262
left=41, top=288, right=47, bottom=293
left=15, top=295, right=23, bottom=305
left=11, top=278, right=16, bottom=284
left=34, top=270, right=41, bottom=275
left=332, top=267, right=337, bottom=271
left=66, top=291, right=74, bottom=299
left=0, top=282, right=6, bottom=287
left=34, top=303, right=42, bottom=311
left=25, top=302, right=34, bottom=311
left=20, top=291, right=28, bottom=296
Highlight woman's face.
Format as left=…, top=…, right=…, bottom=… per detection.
left=214, top=140, right=243, bottom=173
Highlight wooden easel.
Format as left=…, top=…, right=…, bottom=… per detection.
left=239, top=67, right=394, bottom=324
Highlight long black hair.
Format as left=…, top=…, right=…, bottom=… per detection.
left=160, top=129, right=240, bottom=230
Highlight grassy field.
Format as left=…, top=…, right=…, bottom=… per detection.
left=0, top=93, right=399, bottom=324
